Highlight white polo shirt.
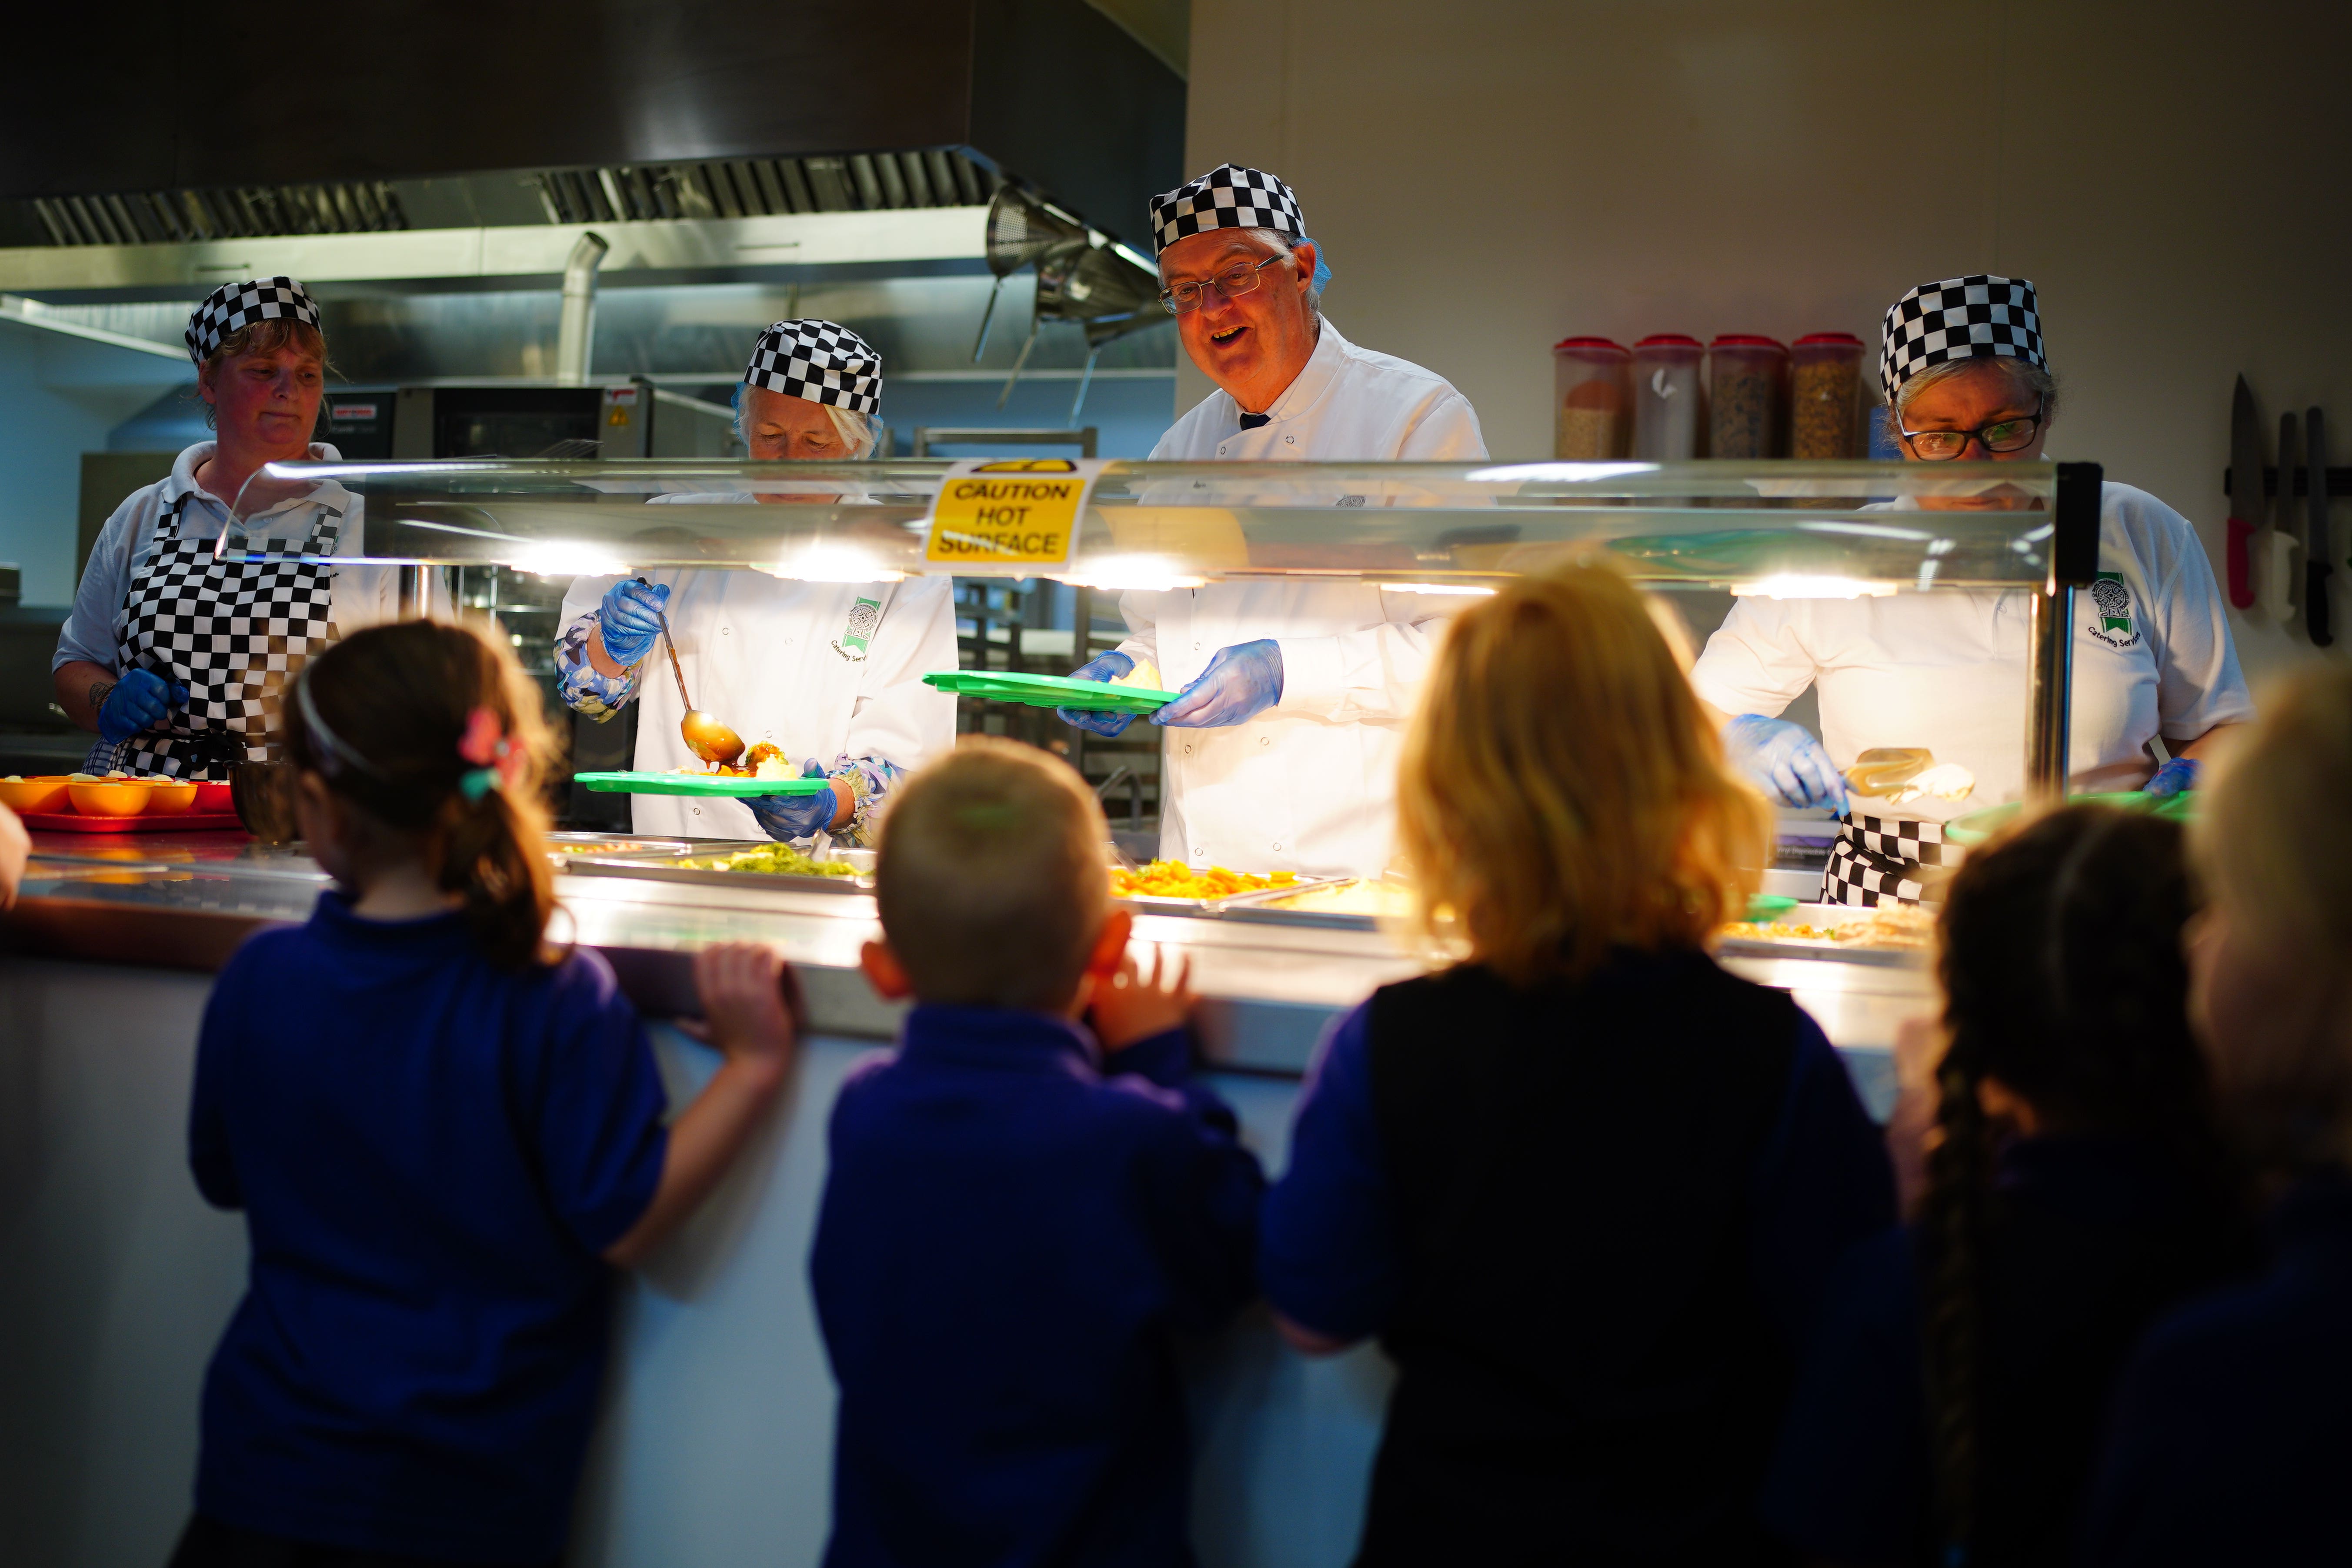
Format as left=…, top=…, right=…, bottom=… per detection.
left=1690, top=481, right=2253, bottom=820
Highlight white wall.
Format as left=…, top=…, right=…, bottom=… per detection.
left=1180, top=0, right=2352, bottom=682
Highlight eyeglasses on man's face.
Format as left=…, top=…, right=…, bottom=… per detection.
left=1159, top=252, right=1289, bottom=315
left=1899, top=397, right=2047, bottom=461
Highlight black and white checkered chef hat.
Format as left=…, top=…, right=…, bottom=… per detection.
left=1880, top=275, right=2044, bottom=403
left=1149, top=164, right=1305, bottom=256
left=741, top=319, right=881, bottom=416
left=185, top=277, right=321, bottom=366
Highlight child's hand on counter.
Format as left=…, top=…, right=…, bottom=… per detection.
left=1090, top=943, right=1195, bottom=1054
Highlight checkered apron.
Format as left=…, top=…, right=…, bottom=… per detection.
left=110, top=493, right=343, bottom=778
left=1822, top=812, right=1954, bottom=907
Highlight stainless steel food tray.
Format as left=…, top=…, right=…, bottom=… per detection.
left=563, top=850, right=874, bottom=896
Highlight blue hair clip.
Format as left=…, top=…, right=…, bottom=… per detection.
left=459, top=767, right=501, bottom=803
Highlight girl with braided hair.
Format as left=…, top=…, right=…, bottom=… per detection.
left=1762, top=804, right=2254, bottom=1568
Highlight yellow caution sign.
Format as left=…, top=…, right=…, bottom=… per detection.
left=923, top=458, right=1106, bottom=573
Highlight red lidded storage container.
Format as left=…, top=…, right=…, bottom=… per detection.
left=1791, top=333, right=1864, bottom=459
left=1708, top=335, right=1788, bottom=460
left=1631, top=334, right=1705, bottom=460
left=1551, top=337, right=1631, bottom=460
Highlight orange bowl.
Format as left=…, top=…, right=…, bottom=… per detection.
left=144, top=779, right=200, bottom=814
left=68, top=781, right=152, bottom=817
left=0, top=775, right=72, bottom=813
left=193, top=781, right=235, bottom=814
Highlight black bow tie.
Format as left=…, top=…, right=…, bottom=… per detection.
left=1238, top=412, right=1271, bottom=430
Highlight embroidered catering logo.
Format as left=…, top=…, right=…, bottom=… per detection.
left=831, top=595, right=883, bottom=662
left=2087, top=571, right=2141, bottom=649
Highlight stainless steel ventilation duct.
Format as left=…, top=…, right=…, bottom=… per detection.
left=555, top=231, right=608, bottom=384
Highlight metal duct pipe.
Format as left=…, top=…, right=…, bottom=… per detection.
left=554, top=230, right=607, bottom=384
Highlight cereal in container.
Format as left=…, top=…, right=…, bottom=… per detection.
left=1791, top=333, right=1864, bottom=459
left=1708, top=335, right=1788, bottom=460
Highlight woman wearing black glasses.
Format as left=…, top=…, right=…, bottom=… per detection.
left=1691, top=276, right=2252, bottom=907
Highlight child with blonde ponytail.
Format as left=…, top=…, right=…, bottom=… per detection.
left=1259, top=558, right=1895, bottom=1564
left=172, top=619, right=795, bottom=1568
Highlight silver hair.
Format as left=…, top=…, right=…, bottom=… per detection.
left=733, top=394, right=881, bottom=459
left=1166, top=227, right=1323, bottom=316
left=1253, top=228, right=1324, bottom=315
left=1889, top=355, right=2060, bottom=430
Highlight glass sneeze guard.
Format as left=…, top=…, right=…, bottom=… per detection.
left=224, top=456, right=2103, bottom=799
left=224, top=457, right=2088, bottom=595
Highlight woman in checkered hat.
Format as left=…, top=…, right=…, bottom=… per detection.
left=1057, top=164, right=1489, bottom=880
left=1691, top=275, right=2253, bottom=907
left=553, top=320, right=956, bottom=846
left=50, top=278, right=428, bottom=778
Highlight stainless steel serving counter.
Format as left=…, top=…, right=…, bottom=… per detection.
left=5, top=830, right=1926, bottom=1103
left=1, top=828, right=1928, bottom=1567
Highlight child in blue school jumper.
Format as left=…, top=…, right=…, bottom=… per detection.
left=1259, top=561, right=1898, bottom=1567
left=810, top=737, right=1264, bottom=1568
left=173, top=620, right=796, bottom=1568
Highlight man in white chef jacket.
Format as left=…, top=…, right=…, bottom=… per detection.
left=556, top=321, right=956, bottom=843
left=1058, top=164, right=1487, bottom=877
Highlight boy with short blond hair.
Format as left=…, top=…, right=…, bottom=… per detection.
left=811, top=737, right=1264, bottom=1568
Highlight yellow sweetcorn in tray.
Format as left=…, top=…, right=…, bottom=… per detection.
left=1109, top=859, right=1298, bottom=902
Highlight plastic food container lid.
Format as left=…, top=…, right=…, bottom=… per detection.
left=1552, top=335, right=1629, bottom=356
left=1709, top=334, right=1788, bottom=350
left=1634, top=334, right=1704, bottom=348
left=1793, top=332, right=1864, bottom=346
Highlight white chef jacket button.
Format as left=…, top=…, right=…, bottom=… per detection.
left=1259, top=735, right=1271, bottom=747
left=720, top=626, right=731, bottom=636
left=1272, top=841, right=1284, bottom=853
left=1184, top=743, right=1194, bottom=757
left=1284, top=435, right=1294, bottom=444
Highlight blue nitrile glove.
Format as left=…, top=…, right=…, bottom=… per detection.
left=1722, top=713, right=1850, bottom=813
left=598, top=578, right=671, bottom=666
left=1154, top=639, right=1284, bottom=729
left=1057, top=649, right=1137, bottom=737
left=749, top=760, right=843, bottom=842
left=97, top=668, right=188, bottom=744
left=2144, top=755, right=2199, bottom=799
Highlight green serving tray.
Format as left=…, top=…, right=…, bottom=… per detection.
left=1942, top=788, right=2195, bottom=847
left=924, top=669, right=1184, bottom=714
left=574, top=771, right=834, bottom=797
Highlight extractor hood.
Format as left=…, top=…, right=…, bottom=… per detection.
left=0, top=0, right=1184, bottom=255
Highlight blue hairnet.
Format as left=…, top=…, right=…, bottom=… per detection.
left=1298, top=234, right=1332, bottom=296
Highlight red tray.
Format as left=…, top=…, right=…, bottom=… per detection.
left=20, top=811, right=248, bottom=834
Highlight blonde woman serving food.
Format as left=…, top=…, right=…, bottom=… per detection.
left=51, top=279, right=420, bottom=777
left=1691, top=276, right=2252, bottom=906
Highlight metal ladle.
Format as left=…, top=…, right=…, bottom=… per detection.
left=654, top=607, right=744, bottom=767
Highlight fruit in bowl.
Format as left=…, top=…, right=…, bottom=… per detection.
left=68, top=779, right=153, bottom=817
left=0, top=774, right=72, bottom=813
left=144, top=779, right=200, bottom=814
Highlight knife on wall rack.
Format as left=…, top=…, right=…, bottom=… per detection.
left=2307, top=407, right=2333, bottom=648
left=2262, top=412, right=2301, bottom=624
left=2226, top=376, right=2262, bottom=608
